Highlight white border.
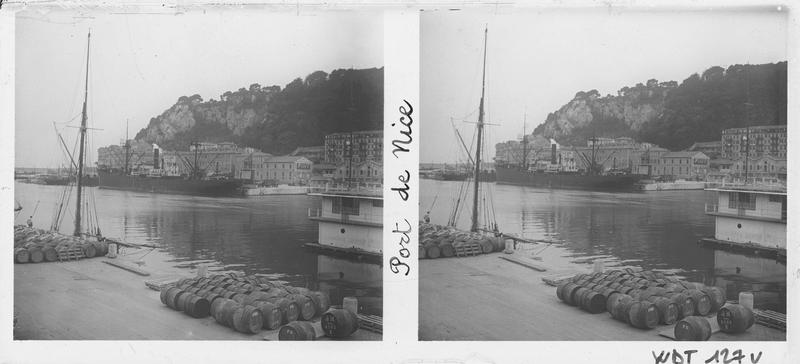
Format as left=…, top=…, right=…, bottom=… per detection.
left=0, top=1, right=797, bottom=364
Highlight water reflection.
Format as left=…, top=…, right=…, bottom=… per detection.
left=15, top=182, right=381, bottom=302
left=420, top=179, right=786, bottom=313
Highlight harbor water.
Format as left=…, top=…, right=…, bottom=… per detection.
left=420, top=179, right=786, bottom=313
left=14, top=181, right=382, bottom=314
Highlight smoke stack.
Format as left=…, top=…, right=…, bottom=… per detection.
left=153, top=145, right=160, bottom=169
left=551, top=144, right=557, bottom=164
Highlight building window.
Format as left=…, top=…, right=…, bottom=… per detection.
left=728, top=192, right=756, bottom=210
left=332, top=197, right=360, bottom=215
left=372, top=200, right=383, bottom=208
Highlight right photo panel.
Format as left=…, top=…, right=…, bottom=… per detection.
left=419, top=8, right=787, bottom=341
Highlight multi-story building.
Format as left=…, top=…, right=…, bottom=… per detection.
left=263, top=156, right=313, bottom=185
left=233, top=151, right=273, bottom=182
left=730, top=155, right=787, bottom=179
left=652, top=151, right=710, bottom=179
left=324, top=130, right=383, bottom=164
left=721, top=125, right=787, bottom=160
left=96, top=140, right=156, bottom=171
left=333, top=160, right=382, bottom=184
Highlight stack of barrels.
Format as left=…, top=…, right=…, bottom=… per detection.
left=556, top=269, right=727, bottom=334
left=158, top=273, right=332, bottom=335
left=419, top=222, right=505, bottom=259
left=14, top=225, right=109, bottom=263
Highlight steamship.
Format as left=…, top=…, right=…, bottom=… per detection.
left=98, top=142, right=242, bottom=197
left=495, top=138, right=643, bottom=191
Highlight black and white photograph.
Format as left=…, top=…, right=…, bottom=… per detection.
left=419, top=8, right=788, bottom=341
left=11, top=8, right=383, bottom=341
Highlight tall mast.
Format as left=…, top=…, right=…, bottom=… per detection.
left=521, top=112, right=528, bottom=170
left=74, top=31, right=90, bottom=237
left=471, top=27, right=488, bottom=232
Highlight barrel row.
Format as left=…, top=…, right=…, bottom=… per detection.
left=14, top=225, right=109, bottom=263
left=556, top=270, right=729, bottom=331
left=419, top=222, right=506, bottom=259
left=567, top=270, right=726, bottom=314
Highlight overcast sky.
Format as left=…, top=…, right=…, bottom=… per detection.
left=15, top=9, right=383, bottom=168
left=421, top=7, right=787, bottom=163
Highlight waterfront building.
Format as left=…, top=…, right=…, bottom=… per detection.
left=730, top=155, right=786, bottom=180
left=652, top=151, right=710, bottom=180
left=307, top=188, right=383, bottom=257
left=290, top=146, right=325, bottom=163
left=704, top=185, right=786, bottom=252
left=721, top=125, right=787, bottom=160
left=324, top=130, right=383, bottom=164
left=635, top=146, right=670, bottom=176
left=334, top=160, right=382, bottom=184
left=96, top=140, right=156, bottom=171
left=688, top=141, right=723, bottom=159
left=233, top=151, right=273, bottom=182
left=263, top=155, right=313, bottom=185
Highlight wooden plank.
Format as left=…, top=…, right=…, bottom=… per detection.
left=542, top=273, right=579, bottom=287
left=102, top=259, right=151, bottom=276
left=498, top=255, right=547, bottom=272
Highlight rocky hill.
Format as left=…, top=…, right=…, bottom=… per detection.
left=135, top=68, right=383, bottom=155
left=532, top=62, right=787, bottom=150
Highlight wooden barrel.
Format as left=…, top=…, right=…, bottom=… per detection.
left=478, top=238, right=494, bottom=254
left=321, top=308, right=359, bottom=338
left=562, top=283, right=582, bottom=306
left=556, top=281, right=571, bottom=302
left=571, top=287, right=590, bottom=307
left=278, top=321, right=317, bottom=341
left=716, top=304, right=754, bottom=334
left=92, top=241, right=108, bottom=257
left=686, top=289, right=712, bottom=316
left=628, top=301, right=659, bottom=329
left=176, top=291, right=193, bottom=312
left=675, top=316, right=712, bottom=341
left=579, top=290, right=606, bottom=314
left=211, top=298, right=233, bottom=324
left=81, top=243, right=97, bottom=258
left=611, top=295, right=636, bottom=323
left=231, top=293, right=248, bottom=304
left=665, top=292, right=695, bottom=318
left=204, top=293, right=224, bottom=306
left=309, top=291, right=331, bottom=314
left=222, top=291, right=238, bottom=299
left=165, top=288, right=185, bottom=310
left=159, top=286, right=173, bottom=305
left=702, top=286, right=726, bottom=312
left=231, top=305, right=263, bottom=334
left=42, top=246, right=58, bottom=262
left=571, top=274, right=588, bottom=283
left=268, top=297, right=300, bottom=324
left=222, top=301, right=243, bottom=327
left=289, top=294, right=316, bottom=321
left=28, top=247, right=44, bottom=263
left=647, top=296, right=679, bottom=325
left=14, top=248, right=30, bottom=264
left=439, top=243, right=455, bottom=258
left=184, top=295, right=211, bottom=318
left=419, top=245, right=427, bottom=259
left=426, top=244, right=441, bottom=259
left=252, top=301, right=282, bottom=330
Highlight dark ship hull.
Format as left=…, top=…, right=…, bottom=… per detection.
left=495, top=165, right=642, bottom=191
left=98, top=171, right=242, bottom=196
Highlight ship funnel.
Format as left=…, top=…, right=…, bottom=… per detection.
left=153, top=144, right=160, bottom=169
left=551, top=143, right=557, bottom=164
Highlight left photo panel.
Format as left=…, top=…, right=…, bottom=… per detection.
left=13, top=9, right=383, bottom=340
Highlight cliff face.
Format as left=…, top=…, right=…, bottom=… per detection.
left=135, top=68, right=383, bottom=155
left=533, top=62, right=787, bottom=150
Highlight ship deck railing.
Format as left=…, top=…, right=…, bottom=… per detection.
left=705, top=203, right=786, bottom=223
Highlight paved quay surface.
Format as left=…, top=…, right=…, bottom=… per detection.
left=419, top=249, right=785, bottom=341
left=14, top=248, right=379, bottom=341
